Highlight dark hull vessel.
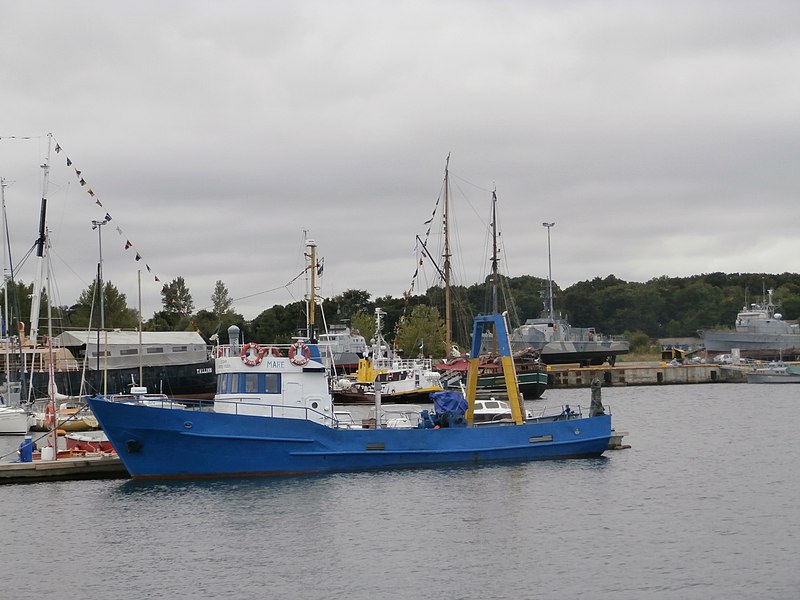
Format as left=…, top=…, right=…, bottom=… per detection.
left=27, top=361, right=216, bottom=399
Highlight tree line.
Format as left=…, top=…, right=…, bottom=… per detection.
left=3, top=271, right=799, bottom=357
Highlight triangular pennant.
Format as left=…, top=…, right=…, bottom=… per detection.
left=124, top=240, right=132, bottom=250
left=66, top=158, right=72, bottom=166
left=95, top=199, right=103, bottom=207
left=88, top=189, right=94, bottom=196
left=55, top=144, right=61, bottom=153
left=135, top=253, right=142, bottom=261
left=79, top=178, right=86, bottom=186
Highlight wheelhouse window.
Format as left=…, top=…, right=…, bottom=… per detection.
left=216, top=373, right=281, bottom=395
left=146, top=347, right=165, bottom=354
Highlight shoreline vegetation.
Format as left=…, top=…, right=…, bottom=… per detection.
left=4, top=272, right=799, bottom=360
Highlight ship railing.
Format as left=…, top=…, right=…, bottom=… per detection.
left=213, top=396, right=338, bottom=427
left=213, top=343, right=318, bottom=359
left=372, top=357, right=433, bottom=371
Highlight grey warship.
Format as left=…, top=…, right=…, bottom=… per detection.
left=701, top=289, right=800, bottom=360
left=503, top=222, right=629, bottom=367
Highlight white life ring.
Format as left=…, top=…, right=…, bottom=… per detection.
left=241, top=342, right=264, bottom=366
left=288, top=342, right=311, bottom=366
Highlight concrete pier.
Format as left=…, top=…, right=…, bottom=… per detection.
left=547, top=363, right=747, bottom=388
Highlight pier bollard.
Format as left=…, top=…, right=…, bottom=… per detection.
left=590, top=378, right=605, bottom=417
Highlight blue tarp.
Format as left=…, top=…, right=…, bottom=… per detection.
left=431, top=390, right=467, bottom=415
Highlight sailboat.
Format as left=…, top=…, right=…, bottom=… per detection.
left=416, top=158, right=547, bottom=399
left=0, top=177, right=32, bottom=435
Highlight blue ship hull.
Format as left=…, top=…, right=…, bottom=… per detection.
left=88, top=397, right=612, bottom=479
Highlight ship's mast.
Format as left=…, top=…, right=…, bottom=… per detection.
left=29, top=133, right=52, bottom=346
left=490, top=189, right=499, bottom=314
left=306, top=238, right=317, bottom=342
left=542, top=221, right=555, bottom=320
left=1, top=178, right=10, bottom=387
left=442, top=154, right=452, bottom=352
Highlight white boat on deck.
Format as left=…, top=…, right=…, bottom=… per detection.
left=0, top=406, right=32, bottom=435
left=0, top=382, right=32, bottom=434
left=472, top=398, right=535, bottom=424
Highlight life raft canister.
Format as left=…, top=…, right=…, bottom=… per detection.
left=288, top=342, right=311, bottom=366
left=241, top=342, right=264, bottom=366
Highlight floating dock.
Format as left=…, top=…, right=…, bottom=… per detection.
left=0, top=454, right=129, bottom=485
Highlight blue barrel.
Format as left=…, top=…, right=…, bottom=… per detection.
left=18, top=436, right=34, bottom=463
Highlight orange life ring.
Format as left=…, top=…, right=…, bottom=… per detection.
left=241, top=342, right=264, bottom=366
left=44, top=402, right=56, bottom=427
left=264, top=346, right=281, bottom=357
left=288, top=342, right=311, bottom=366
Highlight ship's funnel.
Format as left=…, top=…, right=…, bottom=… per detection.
left=227, top=325, right=241, bottom=350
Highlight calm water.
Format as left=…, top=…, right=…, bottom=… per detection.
left=1, top=384, right=798, bottom=599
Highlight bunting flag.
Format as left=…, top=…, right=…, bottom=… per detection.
left=316, top=257, right=324, bottom=276
left=52, top=137, right=170, bottom=295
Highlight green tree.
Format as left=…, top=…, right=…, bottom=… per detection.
left=0, top=280, right=44, bottom=337
left=329, top=289, right=372, bottom=322
left=395, top=305, right=446, bottom=358
left=210, top=280, right=234, bottom=317
left=351, top=311, right=375, bottom=345
left=66, top=280, right=138, bottom=330
left=161, top=276, right=194, bottom=315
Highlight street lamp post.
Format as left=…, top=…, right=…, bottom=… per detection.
left=91, top=218, right=109, bottom=370
left=542, top=222, right=555, bottom=319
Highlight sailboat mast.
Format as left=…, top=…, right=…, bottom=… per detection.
left=1, top=179, right=10, bottom=387
left=490, top=189, right=499, bottom=314
left=29, top=133, right=52, bottom=347
left=306, top=239, right=317, bottom=342
left=443, top=154, right=452, bottom=352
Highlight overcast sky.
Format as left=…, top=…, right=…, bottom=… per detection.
left=2, top=1, right=798, bottom=324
